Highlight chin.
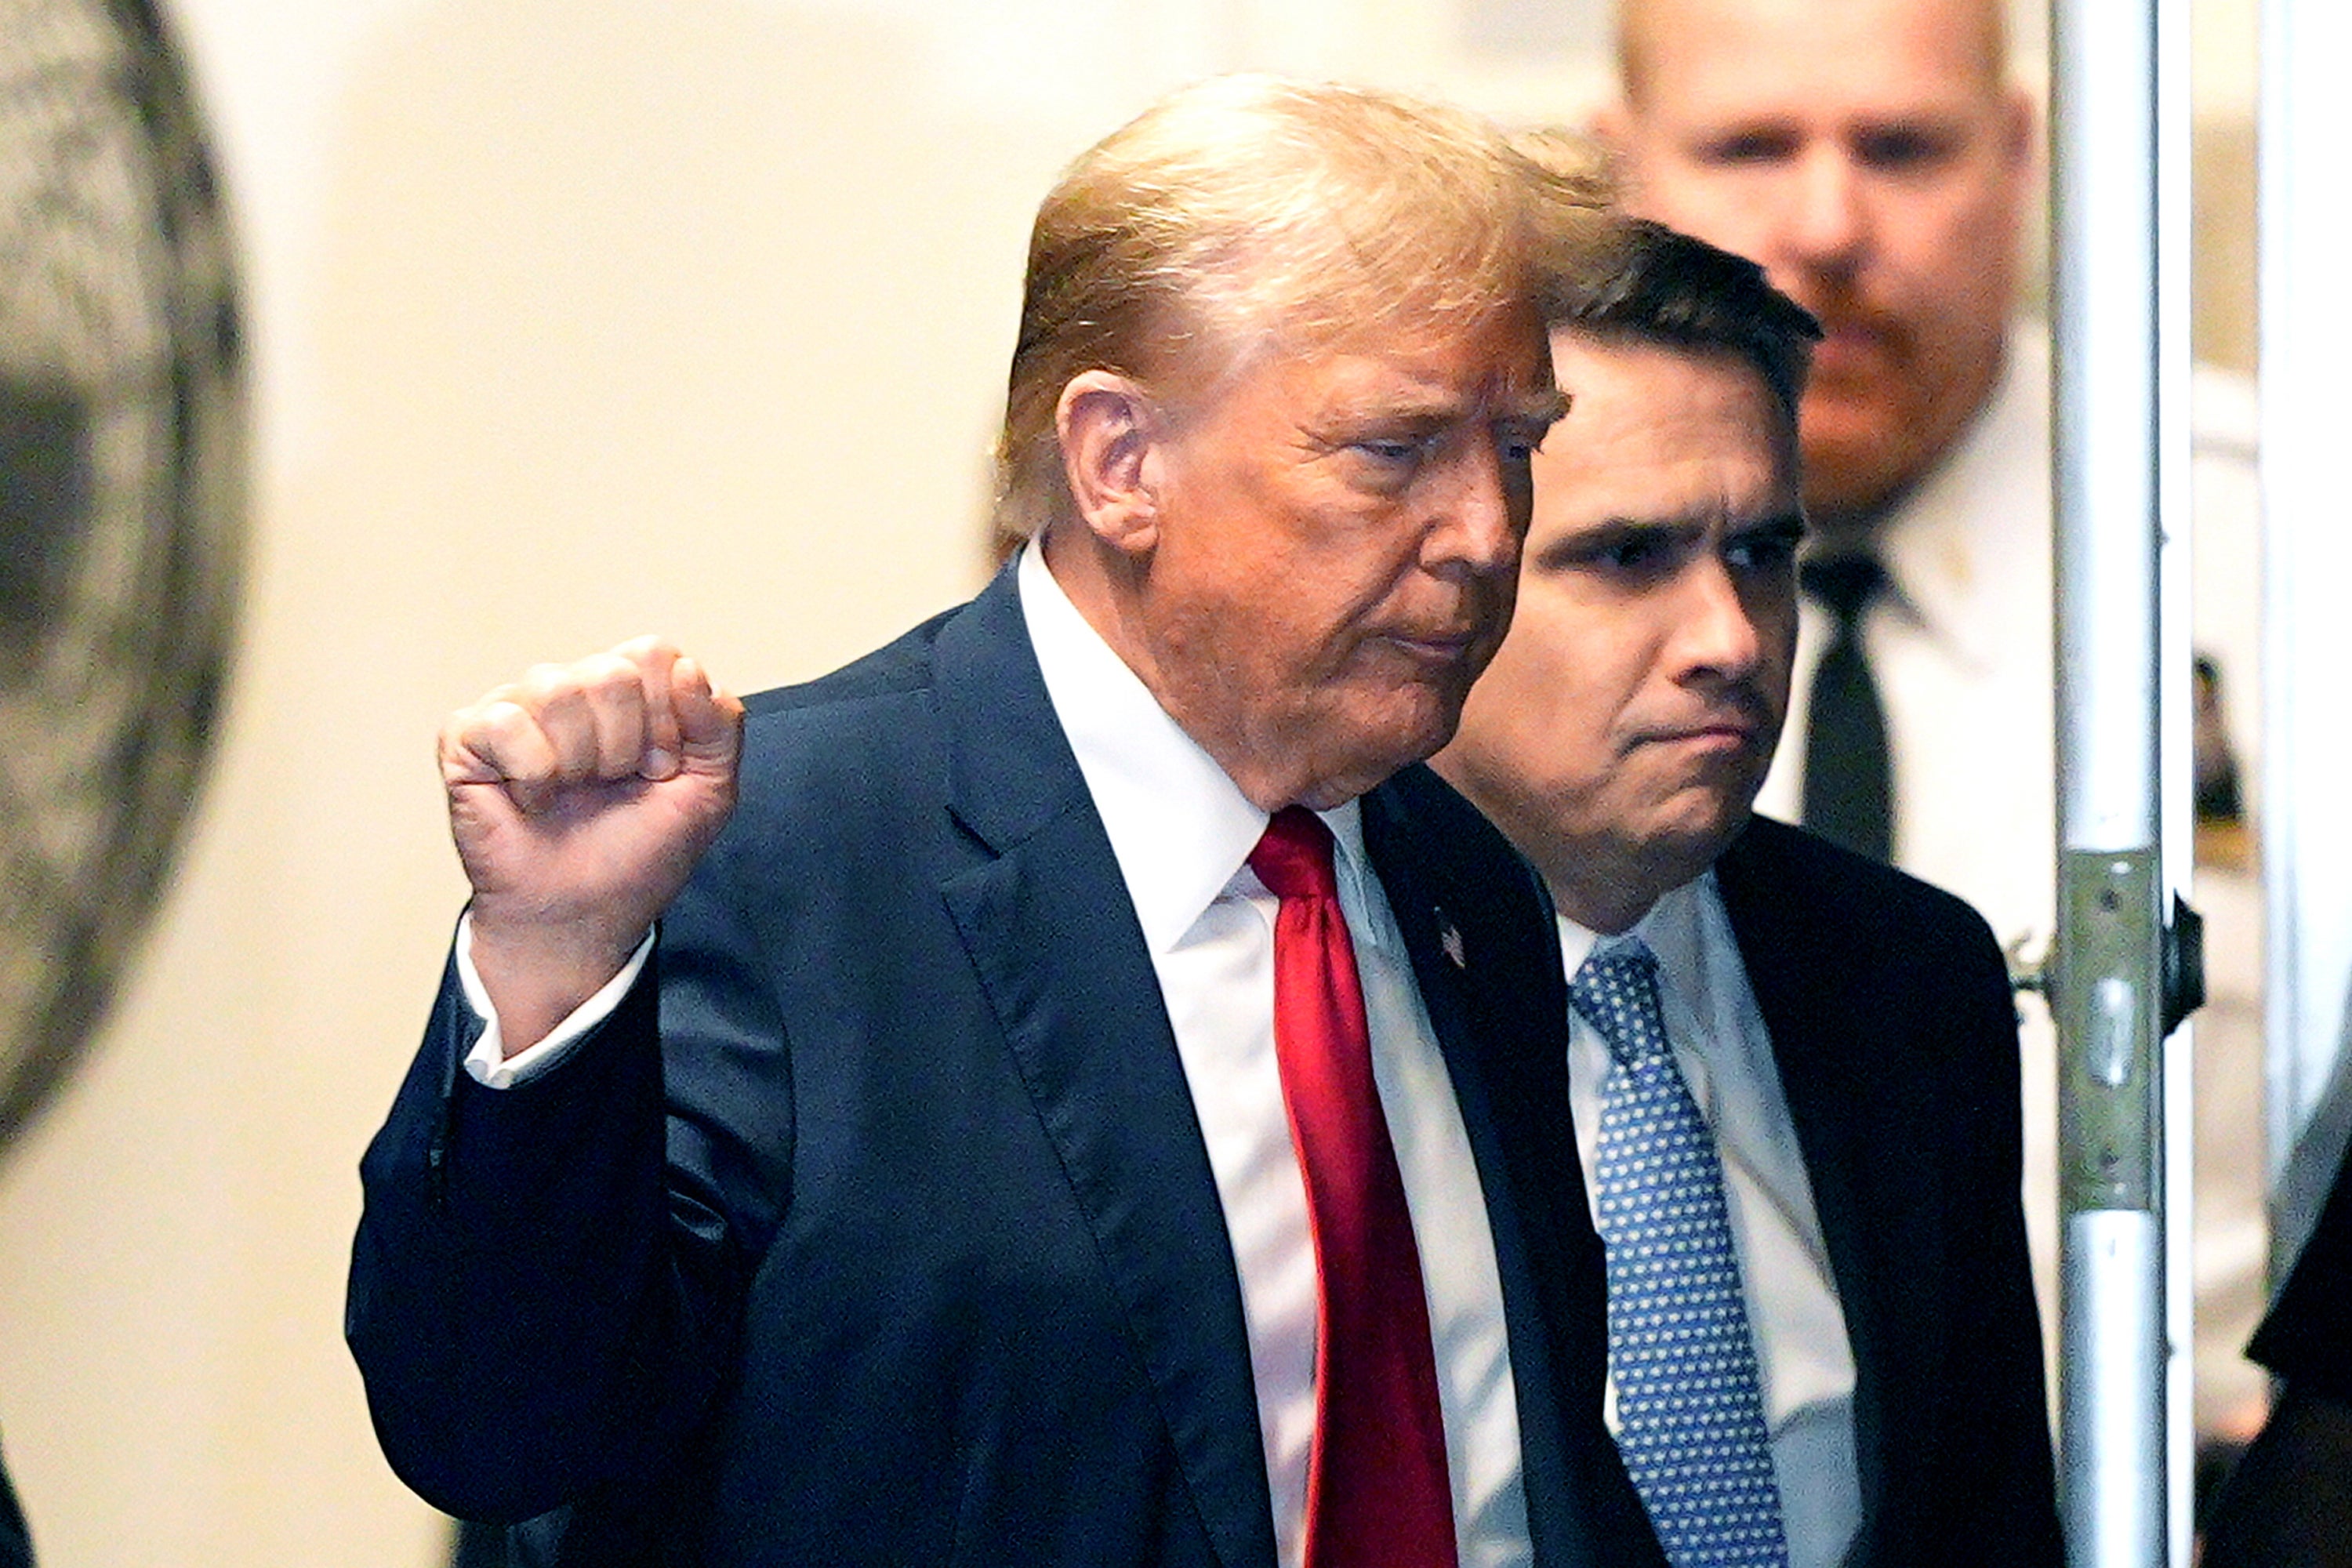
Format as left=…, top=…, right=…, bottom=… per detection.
left=1362, top=674, right=1465, bottom=753
left=1299, top=720, right=1457, bottom=809
left=1803, top=410, right=1927, bottom=517
left=1650, top=795, right=1751, bottom=868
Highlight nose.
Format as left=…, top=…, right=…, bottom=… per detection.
left=1671, top=557, right=1765, bottom=683
left=1779, top=146, right=1869, bottom=277
left=1421, top=435, right=1526, bottom=581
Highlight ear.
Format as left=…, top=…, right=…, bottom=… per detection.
left=1056, top=371, right=1164, bottom=559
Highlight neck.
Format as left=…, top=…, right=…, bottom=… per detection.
left=1548, top=879, right=1657, bottom=939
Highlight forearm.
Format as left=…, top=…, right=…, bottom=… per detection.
left=347, top=957, right=732, bottom=1520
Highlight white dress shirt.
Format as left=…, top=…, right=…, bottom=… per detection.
left=1018, top=543, right=1528, bottom=1568
left=459, top=541, right=1531, bottom=1568
left=1559, top=875, right=1861, bottom=1568
left=1751, top=326, right=2267, bottom=1412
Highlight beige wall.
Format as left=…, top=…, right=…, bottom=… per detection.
left=0, top=1, right=2259, bottom=1562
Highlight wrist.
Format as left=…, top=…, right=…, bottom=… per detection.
left=466, top=905, right=652, bottom=1055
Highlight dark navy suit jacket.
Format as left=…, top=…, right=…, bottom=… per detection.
left=347, top=569, right=1664, bottom=1567
left=1712, top=817, right=2062, bottom=1566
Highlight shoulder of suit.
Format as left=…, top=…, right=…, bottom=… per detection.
left=706, top=597, right=988, bottom=855
left=1719, top=815, right=2002, bottom=954
left=739, top=601, right=964, bottom=725
left=1367, top=766, right=1534, bottom=881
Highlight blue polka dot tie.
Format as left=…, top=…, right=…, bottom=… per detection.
left=1572, top=939, right=1789, bottom=1568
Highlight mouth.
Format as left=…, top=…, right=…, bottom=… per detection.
left=1375, top=626, right=1483, bottom=665
left=1643, top=717, right=1764, bottom=753
left=1812, top=321, right=1888, bottom=371
left=1803, top=305, right=1907, bottom=382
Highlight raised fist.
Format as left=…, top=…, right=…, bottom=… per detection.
left=437, top=635, right=744, bottom=1051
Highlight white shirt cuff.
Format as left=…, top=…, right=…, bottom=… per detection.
left=456, top=913, right=657, bottom=1089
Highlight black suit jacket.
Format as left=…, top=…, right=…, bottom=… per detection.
left=1712, top=816, right=2061, bottom=1566
left=348, top=570, right=1662, bottom=1568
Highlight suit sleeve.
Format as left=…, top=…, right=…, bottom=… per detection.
left=0, top=1428, right=29, bottom=1568
left=2201, top=1138, right=2352, bottom=1565
left=1930, top=906, right=2064, bottom=1564
left=2249, top=1135, right=2352, bottom=1403
left=347, top=850, right=792, bottom=1523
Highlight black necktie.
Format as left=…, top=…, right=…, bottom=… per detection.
left=1800, top=554, right=1892, bottom=862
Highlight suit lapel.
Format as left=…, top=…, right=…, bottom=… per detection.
left=1363, top=768, right=1664, bottom=1568
left=1712, top=820, right=1901, bottom=1537
left=931, top=575, right=1277, bottom=1568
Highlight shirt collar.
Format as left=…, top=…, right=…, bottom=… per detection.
left=1016, top=541, right=1370, bottom=954
left=1555, top=870, right=1715, bottom=1018
left=1863, top=324, right=2051, bottom=675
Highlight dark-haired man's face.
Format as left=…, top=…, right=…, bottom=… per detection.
left=1435, top=329, right=1799, bottom=932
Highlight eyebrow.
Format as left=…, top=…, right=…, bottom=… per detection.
left=1534, top=508, right=1803, bottom=565
left=1323, top=383, right=1568, bottom=433
left=1531, top=515, right=1693, bottom=567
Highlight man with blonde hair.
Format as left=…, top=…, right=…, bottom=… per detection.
left=349, top=76, right=1668, bottom=1568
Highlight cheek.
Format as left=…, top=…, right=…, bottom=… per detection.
left=1755, top=591, right=1801, bottom=664
left=1894, top=190, right=2014, bottom=297
left=1474, top=619, right=1623, bottom=754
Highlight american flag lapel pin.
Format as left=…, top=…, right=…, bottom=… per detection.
left=1439, top=914, right=1466, bottom=970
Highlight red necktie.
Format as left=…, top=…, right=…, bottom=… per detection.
left=1250, top=806, right=1458, bottom=1568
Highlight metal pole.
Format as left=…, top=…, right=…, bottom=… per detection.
left=2048, top=0, right=2173, bottom=1562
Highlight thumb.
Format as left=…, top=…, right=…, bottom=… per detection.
left=673, top=655, right=744, bottom=774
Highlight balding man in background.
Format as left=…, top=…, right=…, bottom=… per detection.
left=1596, top=0, right=2268, bottom=1448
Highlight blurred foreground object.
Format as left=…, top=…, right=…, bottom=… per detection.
left=0, top=0, right=243, bottom=1151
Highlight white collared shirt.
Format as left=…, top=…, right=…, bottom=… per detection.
left=1751, top=325, right=2267, bottom=1411
left=460, top=542, right=1530, bottom=1568
left=1558, top=875, right=1861, bottom=1568
left=1018, top=543, right=1528, bottom=1568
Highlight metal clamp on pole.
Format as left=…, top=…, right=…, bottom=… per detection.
left=2012, top=896, right=2198, bottom=1036
left=2053, top=851, right=2164, bottom=1216
left=2160, top=894, right=2204, bottom=1038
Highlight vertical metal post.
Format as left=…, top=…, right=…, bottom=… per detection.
left=2048, top=0, right=2172, bottom=1563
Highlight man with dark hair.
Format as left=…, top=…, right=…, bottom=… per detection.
left=1434, top=216, right=2060, bottom=1567
left=347, top=76, right=1668, bottom=1568
left=1595, top=0, right=2270, bottom=1430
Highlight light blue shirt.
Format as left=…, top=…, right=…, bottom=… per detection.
left=1559, top=874, right=1863, bottom=1568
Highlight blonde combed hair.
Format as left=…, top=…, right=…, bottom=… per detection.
left=993, top=75, right=1600, bottom=541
